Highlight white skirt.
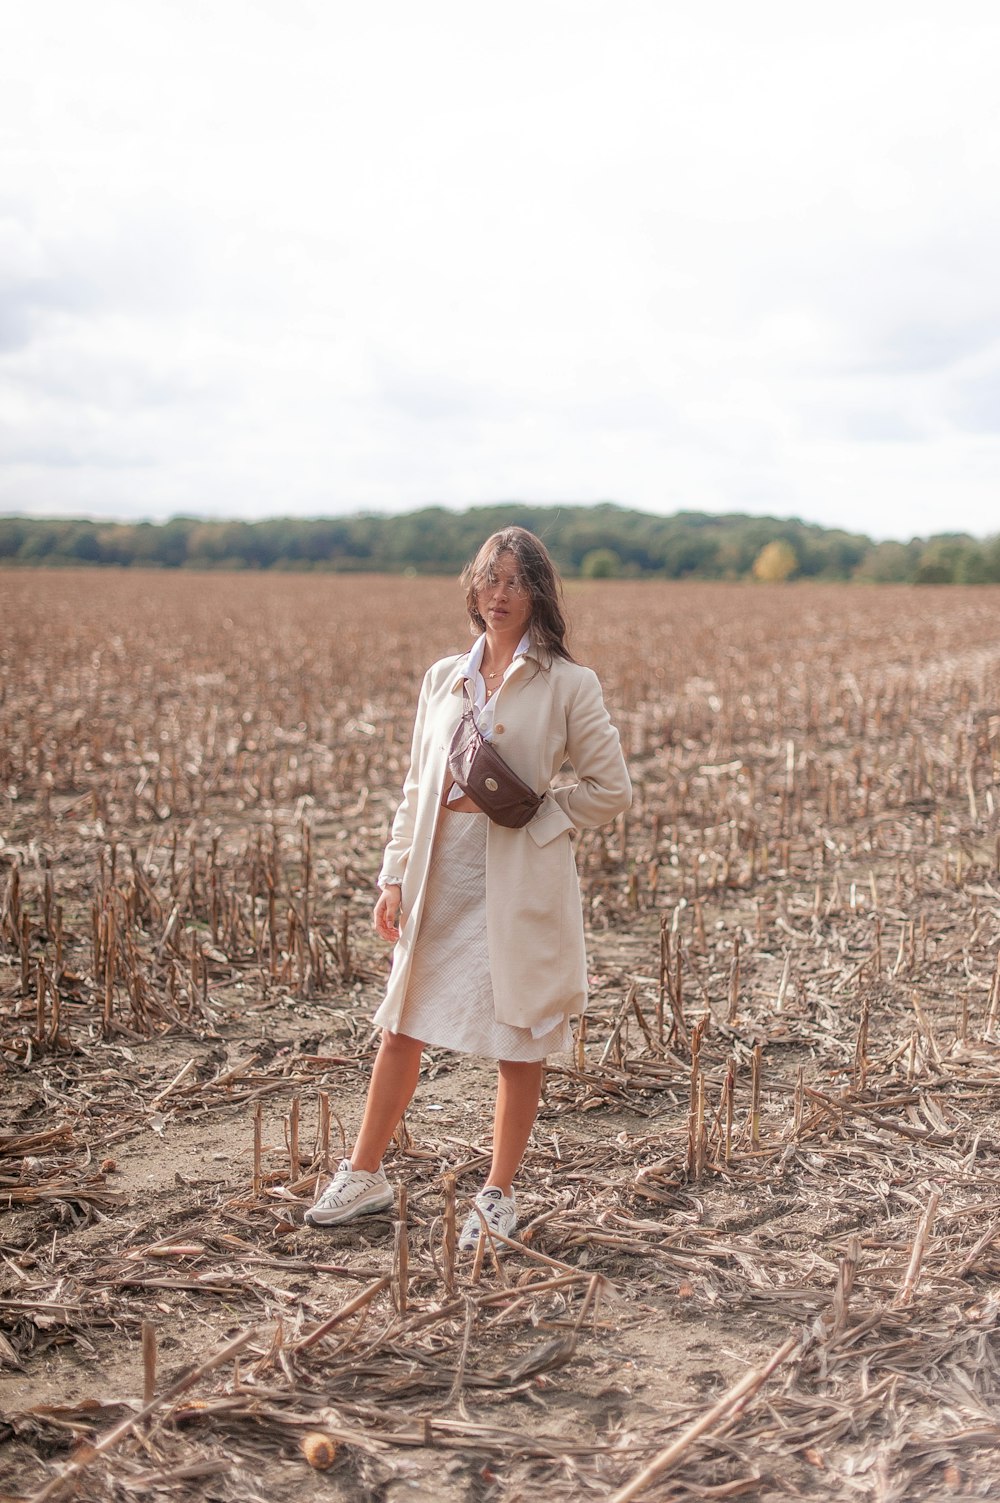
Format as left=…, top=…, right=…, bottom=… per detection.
left=373, top=810, right=573, bottom=1061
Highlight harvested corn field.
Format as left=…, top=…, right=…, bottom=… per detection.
left=2, top=568, right=1000, bottom=1502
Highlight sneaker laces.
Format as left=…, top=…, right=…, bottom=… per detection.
left=314, top=1159, right=378, bottom=1210
left=475, top=1187, right=512, bottom=1230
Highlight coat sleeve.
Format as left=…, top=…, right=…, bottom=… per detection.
left=377, top=667, right=433, bottom=886
left=550, top=667, right=631, bottom=832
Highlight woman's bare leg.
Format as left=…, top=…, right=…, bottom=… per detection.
left=486, top=1059, right=543, bottom=1195
left=350, top=1030, right=424, bottom=1171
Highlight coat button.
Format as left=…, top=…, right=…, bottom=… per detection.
left=494, top=724, right=505, bottom=734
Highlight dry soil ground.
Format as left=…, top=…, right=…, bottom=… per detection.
left=1, top=571, right=999, bottom=1502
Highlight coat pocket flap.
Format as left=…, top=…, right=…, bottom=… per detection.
left=527, top=800, right=575, bottom=847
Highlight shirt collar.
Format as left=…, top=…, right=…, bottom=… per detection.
left=465, top=630, right=530, bottom=677
left=452, top=631, right=534, bottom=692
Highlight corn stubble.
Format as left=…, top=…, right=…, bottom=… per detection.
left=1, top=569, right=1000, bottom=1502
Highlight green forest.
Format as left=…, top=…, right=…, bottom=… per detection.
left=1, top=504, right=998, bottom=583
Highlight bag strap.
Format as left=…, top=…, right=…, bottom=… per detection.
left=461, top=678, right=516, bottom=769
left=461, top=677, right=481, bottom=729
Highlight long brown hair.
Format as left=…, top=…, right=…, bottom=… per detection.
left=461, top=527, right=574, bottom=662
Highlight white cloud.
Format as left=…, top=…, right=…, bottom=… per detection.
left=1, top=0, right=998, bottom=537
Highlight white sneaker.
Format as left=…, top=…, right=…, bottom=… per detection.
left=458, top=1186, right=518, bottom=1252
left=304, top=1159, right=394, bottom=1228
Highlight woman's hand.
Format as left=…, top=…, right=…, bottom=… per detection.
left=374, top=884, right=402, bottom=942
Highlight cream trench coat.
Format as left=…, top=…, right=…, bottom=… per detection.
left=375, top=641, right=632, bottom=1033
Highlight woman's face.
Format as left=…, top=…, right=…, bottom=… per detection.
left=476, top=550, right=533, bottom=638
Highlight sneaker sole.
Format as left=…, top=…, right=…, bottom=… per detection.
left=303, top=1191, right=394, bottom=1228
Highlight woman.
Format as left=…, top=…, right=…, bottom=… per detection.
left=305, top=527, right=631, bottom=1249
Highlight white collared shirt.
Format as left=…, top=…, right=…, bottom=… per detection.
left=461, top=629, right=532, bottom=737
left=445, top=631, right=531, bottom=808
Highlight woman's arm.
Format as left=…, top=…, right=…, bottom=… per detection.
left=376, top=667, right=433, bottom=889
left=550, top=667, right=631, bottom=831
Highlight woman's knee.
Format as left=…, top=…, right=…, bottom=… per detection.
left=498, top=1058, right=543, bottom=1081
left=379, top=1029, right=424, bottom=1061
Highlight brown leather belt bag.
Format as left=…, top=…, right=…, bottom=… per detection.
left=447, top=683, right=543, bottom=829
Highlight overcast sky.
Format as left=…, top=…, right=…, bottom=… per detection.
left=2, top=1, right=998, bottom=540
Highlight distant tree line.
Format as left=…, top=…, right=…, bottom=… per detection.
left=1, top=504, right=998, bottom=583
